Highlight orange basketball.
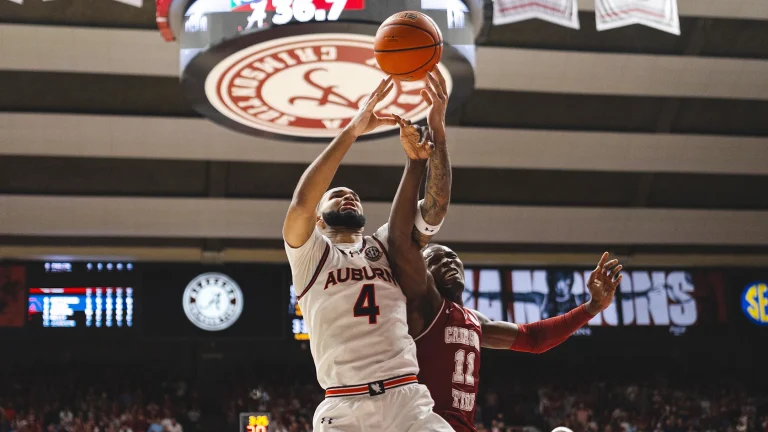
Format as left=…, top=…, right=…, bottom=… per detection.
left=374, top=11, right=443, bottom=82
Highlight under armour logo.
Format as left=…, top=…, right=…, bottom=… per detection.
left=368, top=381, right=385, bottom=396
left=321, top=418, right=333, bottom=424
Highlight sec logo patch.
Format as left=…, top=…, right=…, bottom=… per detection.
left=364, top=245, right=382, bottom=262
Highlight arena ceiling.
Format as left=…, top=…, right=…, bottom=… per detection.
left=2, top=0, right=768, bottom=265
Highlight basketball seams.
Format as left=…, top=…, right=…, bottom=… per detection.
left=374, top=12, right=443, bottom=80
left=391, top=45, right=438, bottom=77
left=424, top=15, right=443, bottom=43
left=378, top=22, right=438, bottom=44
left=374, top=42, right=443, bottom=53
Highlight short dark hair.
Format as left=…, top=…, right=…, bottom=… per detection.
left=421, top=243, right=443, bottom=254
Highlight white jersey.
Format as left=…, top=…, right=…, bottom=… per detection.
left=285, top=227, right=419, bottom=390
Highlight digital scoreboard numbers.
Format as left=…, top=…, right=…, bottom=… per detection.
left=239, top=413, right=270, bottom=432
left=28, top=287, right=134, bottom=329
left=232, top=0, right=364, bottom=29
left=184, top=0, right=364, bottom=35
left=288, top=284, right=309, bottom=340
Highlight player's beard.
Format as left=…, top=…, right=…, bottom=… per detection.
left=322, top=210, right=366, bottom=230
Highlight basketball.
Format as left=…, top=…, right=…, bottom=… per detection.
left=374, top=11, right=443, bottom=81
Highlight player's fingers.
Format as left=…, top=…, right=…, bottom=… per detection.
left=612, top=273, right=623, bottom=288
left=378, top=82, right=394, bottom=102
left=391, top=113, right=406, bottom=127
left=374, top=76, right=392, bottom=95
left=366, top=83, right=394, bottom=112
left=366, top=78, right=388, bottom=103
left=609, top=264, right=623, bottom=279
left=376, top=116, right=398, bottom=127
left=417, top=126, right=430, bottom=144
left=432, top=66, right=448, bottom=96
left=596, top=252, right=609, bottom=269
left=423, top=80, right=439, bottom=103
left=602, top=259, right=619, bottom=276
left=426, top=72, right=444, bottom=100
left=425, top=130, right=435, bottom=152
left=420, top=89, right=433, bottom=106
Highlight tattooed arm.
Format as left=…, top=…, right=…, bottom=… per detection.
left=412, top=68, right=451, bottom=248
left=413, top=132, right=450, bottom=247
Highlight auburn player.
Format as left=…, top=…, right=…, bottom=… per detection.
left=283, top=76, right=453, bottom=431
left=387, top=119, right=624, bottom=431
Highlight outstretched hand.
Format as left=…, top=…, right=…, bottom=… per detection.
left=585, top=252, right=623, bottom=315
left=420, top=68, right=448, bottom=136
left=393, top=114, right=434, bottom=161
left=345, top=76, right=397, bottom=138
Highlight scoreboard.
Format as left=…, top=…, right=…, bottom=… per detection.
left=2, top=261, right=766, bottom=341
left=23, top=261, right=139, bottom=335
left=28, top=287, right=134, bottom=329
left=288, top=284, right=309, bottom=340
left=239, top=413, right=271, bottom=432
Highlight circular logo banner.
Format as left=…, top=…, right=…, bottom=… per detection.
left=183, top=272, right=244, bottom=331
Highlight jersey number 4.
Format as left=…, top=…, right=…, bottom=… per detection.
left=452, top=349, right=476, bottom=386
left=354, top=284, right=380, bottom=324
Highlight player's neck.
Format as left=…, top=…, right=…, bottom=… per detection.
left=324, top=228, right=363, bottom=245
left=451, top=294, right=463, bottom=306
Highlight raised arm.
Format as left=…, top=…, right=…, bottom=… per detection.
left=387, top=119, right=444, bottom=336
left=413, top=68, right=451, bottom=248
left=471, top=307, right=594, bottom=353
left=387, top=118, right=434, bottom=301
left=472, top=253, right=623, bottom=352
left=282, top=77, right=395, bottom=247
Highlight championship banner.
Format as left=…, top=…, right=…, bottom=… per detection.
left=0, top=265, right=26, bottom=328
left=4, top=0, right=142, bottom=6
left=595, top=0, right=680, bottom=35
left=492, top=0, right=580, bottom=30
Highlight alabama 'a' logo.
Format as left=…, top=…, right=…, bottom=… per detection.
left=204, top=33, right=453, bottom=139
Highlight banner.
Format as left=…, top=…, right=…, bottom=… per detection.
left=493, top=0, right=580, bottom=30
left=595, top=0, right=680, bottom=35
left=0, top=266, right=26, bottom=328
left=462, top=268, right=728, bottom=336
left=5, top=0, right=142, bottom=6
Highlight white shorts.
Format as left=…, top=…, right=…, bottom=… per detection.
left=313, top=382, right=454, bottom=432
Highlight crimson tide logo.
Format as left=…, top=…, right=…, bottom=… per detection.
left=204, top=33, right=453, bottom=139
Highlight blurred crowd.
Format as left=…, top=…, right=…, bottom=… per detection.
left=1, top=366, right=766, bottom=432
left=475, top=377, right=768, bottom=432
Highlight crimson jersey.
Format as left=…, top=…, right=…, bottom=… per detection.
left=415, top=299, right=482, bottom=432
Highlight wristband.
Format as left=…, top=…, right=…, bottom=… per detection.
left=414, top=207, right=443, bottom=236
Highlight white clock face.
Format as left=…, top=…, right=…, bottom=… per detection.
left=183, top=272, right=244, bottom=331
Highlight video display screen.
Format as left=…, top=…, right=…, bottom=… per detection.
left=463, top=268, right=729, bottom=336
left=5, top=260, right=764, bottom=341
left=28, top=287, right=134, bottom=329
left=23, top=261, right=139, bottom=334
left=140, top=263, right=287, bottom=340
